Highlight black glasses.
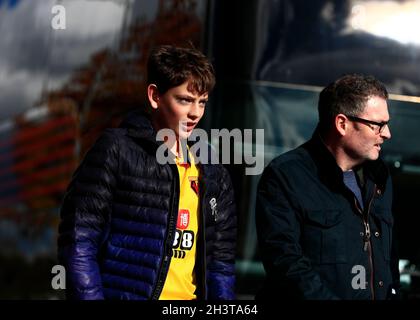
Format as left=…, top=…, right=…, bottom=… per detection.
left=346, top=115, right=389, bottom=134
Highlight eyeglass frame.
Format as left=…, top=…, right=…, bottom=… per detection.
left=345, top=115, right=390, bottom=134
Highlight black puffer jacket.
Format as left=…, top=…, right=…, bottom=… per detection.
left=58, top=111, right=236, bottom=300
left=256, top=129, right=400, bottom=300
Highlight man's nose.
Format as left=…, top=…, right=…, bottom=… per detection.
left=381, top=124, right=391, bottom=140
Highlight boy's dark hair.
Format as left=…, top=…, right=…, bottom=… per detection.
left=147, top=45, right=215, bottom=95
left=318, top=74, right=388, bottom=133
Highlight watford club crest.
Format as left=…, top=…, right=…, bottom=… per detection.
left=189, top=176, right=199, bottom=195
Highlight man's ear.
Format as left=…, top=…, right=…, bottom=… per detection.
left=147, top=84, right=160, bottom=110
left=335, top=114, right=348, bottom=136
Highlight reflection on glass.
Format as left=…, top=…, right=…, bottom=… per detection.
left=345, top=0, right=420, bottom=46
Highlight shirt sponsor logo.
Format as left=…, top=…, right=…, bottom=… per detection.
left=177, top=209, right=190, bottom=230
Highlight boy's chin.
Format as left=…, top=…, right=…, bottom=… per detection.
left=178, top=131, right=192, bottom=140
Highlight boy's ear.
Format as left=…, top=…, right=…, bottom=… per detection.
left=147, top=84, right=160, bottom=110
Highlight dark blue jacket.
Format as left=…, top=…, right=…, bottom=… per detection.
left=256, top=130, right=400, bottom=300
left=58, top=111, right=236, bottom=300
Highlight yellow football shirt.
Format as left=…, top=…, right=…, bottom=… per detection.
left=159, top=149, right=200, bottom=300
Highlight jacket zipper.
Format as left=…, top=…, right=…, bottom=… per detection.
left=151, top=164, right=180, bottom=300
left=199, top=173, right=207, bottom=299
left=356, top=185, right=376, bottom=300
left=365, top=185, right=376, bottom=300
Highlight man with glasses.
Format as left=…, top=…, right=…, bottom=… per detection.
left=256, top=74, right=400, bottom=299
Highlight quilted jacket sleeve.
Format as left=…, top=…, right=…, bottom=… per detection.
left=207, top=165, right=237, bottom=300
left=58, top=130, right=118, bottom=300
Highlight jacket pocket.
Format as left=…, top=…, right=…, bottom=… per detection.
left=373, top=212, right=393, bottom=261
left=303, top=209, right=347, bottom=264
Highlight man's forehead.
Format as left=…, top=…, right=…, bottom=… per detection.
left=366, top=95, right=387, bottom=106
left=361, top=96, right=389, bottom=116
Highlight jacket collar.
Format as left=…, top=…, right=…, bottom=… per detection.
left=120, top=110, right=158, bottom=145
left=120, top=110, right=210, bottom=166
left=303, top=126, right=389, bottom=192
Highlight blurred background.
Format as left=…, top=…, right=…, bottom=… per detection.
left=0, top=0, right=420, bottom=299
